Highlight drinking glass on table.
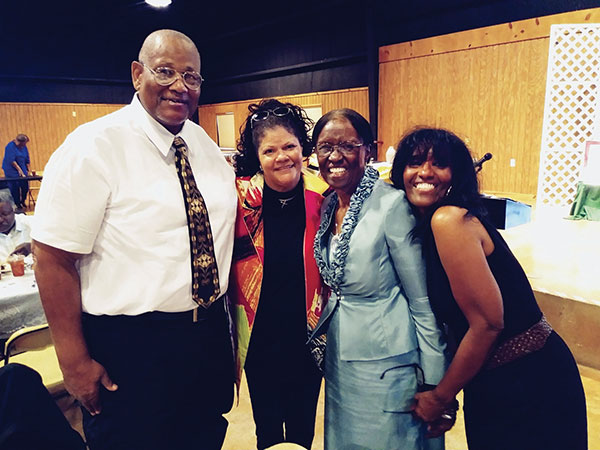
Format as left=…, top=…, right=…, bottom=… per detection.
left=8, top=254, right=25, bottom=277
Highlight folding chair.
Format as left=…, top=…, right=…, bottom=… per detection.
left=27, top=188, right=37, bottom=209
left=2, top=324, right=65, bottom=396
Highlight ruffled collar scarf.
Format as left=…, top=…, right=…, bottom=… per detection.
left=314, top=165, right=379, bottom=290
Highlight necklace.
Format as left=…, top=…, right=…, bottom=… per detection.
left=278, top=194, right=296, bottom=208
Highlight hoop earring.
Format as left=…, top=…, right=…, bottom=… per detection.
left=445, top=186, right=453, bottom=197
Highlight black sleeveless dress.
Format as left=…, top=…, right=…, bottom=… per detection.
left=424, top=217, right=587, bottom=450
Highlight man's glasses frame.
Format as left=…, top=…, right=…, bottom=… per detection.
left=139, top=62, right=204, bottom=91
left=315, top=141, right=365, bottom=157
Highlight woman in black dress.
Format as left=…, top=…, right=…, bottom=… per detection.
left=390, top=128, right=587, bottom=450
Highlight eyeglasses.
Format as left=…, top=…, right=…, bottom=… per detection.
left=250, top=106, right=292, bottom=128
left=380, top=363, right=424, bottom=413
left=139, top=62, right=204, bottom=91
left=315, top=141, right=364, bottom=157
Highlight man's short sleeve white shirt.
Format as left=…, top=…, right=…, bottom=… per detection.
left=32, top=96, right=237, bottom=315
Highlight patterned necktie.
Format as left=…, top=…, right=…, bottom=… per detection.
left=172, top=137, right=220, bottom=308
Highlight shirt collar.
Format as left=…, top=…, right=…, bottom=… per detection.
left=131, top=94, right=196, bottom=157
left=5, top=214, right=25, bottom=235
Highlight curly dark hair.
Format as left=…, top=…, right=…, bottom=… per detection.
left=233, top=99, right=314, bottom=176
left=390, top=127, right=486, bottom=227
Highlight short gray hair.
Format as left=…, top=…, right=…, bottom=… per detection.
left=0, top=189, right=16, bottom=209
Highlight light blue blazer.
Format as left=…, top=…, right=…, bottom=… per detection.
left=313, top=180, right=447, bottom=384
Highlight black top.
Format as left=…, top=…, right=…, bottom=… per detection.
left=424, top=216, right=542, bottom=350
left=245, top=180, right=307, bottom=371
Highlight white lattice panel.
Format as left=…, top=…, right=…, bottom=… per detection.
left=537, top=24, right=600, bottom=207
left=547, top=26, right=600, bottom=83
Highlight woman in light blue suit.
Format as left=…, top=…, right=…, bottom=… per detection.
left=311, top=109, right=450, bottom=450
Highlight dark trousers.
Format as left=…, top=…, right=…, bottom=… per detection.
left=81, top=298, right=234, bottom=450
left=245, top=349, right=322, bottom=450
left=7, top=180, right=28, bottom=208
left=0, top=363, right=86, bottom=450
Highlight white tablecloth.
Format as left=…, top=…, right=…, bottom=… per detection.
left=0, top=269, right=46, bottom=340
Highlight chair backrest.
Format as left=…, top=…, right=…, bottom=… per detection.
left=4, top=324, right=52, bottom=364
left=2, top=324, right=65, bottom=397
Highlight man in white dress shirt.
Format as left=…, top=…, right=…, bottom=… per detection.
left=32, top=30, right=237, bottom=450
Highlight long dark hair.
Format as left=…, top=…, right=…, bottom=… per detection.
left=234, top=99, right=314, bottom=176
left=390, top=127, right=486, bottom=234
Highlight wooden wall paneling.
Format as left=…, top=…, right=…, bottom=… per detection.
left=377, top=62, right=398, bottom=150
left=381, top=37, right=558, bottom=193
left=197, top=88, right=369, bottom=145
left=32, top=105, right=49, bottom=172
left=0, top=103, right=123, bottom=176
left=38, top=105, right=63, bottom=169
left=198, top=105, right=218, bottom=142
left=524, top=39, right=550, bottom=194
left=508, top=43, right=530, bottom=193
left=378, top=8, right=599, bottom=195
left=484, top=44, right=504, bottom=191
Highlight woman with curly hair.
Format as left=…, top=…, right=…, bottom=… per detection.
left=229, top=98, right=328, bottom=450
left=391, top=127, right=587, bottom=450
